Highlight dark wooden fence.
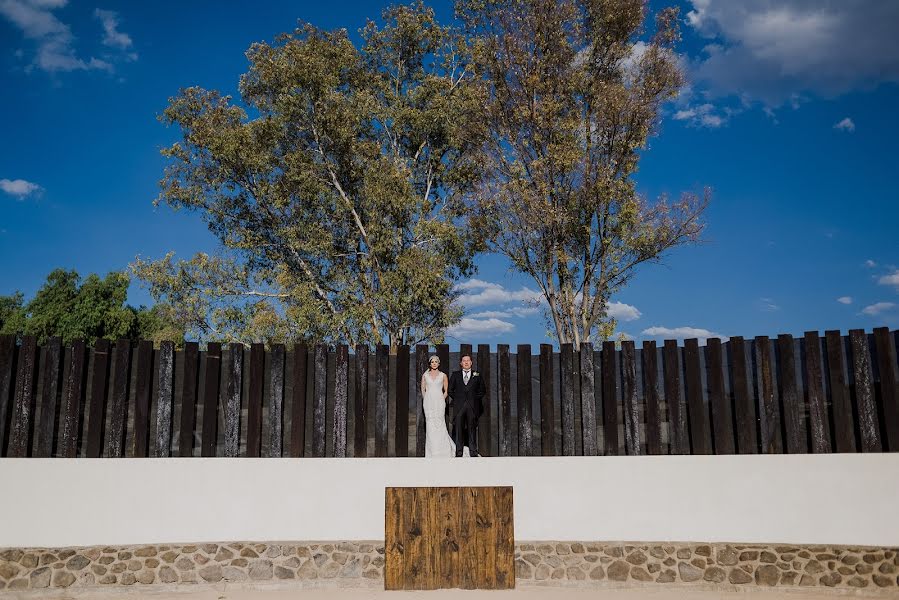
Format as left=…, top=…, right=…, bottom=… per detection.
left=1, top=328, right=897, bottom=458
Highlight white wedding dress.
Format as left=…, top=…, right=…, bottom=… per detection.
left=422, top=370, right=470, bottom=458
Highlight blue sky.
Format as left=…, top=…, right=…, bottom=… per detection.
left=1, top=0, right=898, bottom=347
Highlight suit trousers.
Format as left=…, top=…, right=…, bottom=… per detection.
left=453, top=400, right=479, bottom=457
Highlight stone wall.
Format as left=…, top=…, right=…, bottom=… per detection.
left=1, top=541, right=897, bottom=593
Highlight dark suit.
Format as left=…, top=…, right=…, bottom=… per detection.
left=447, top=369, right=486, bottom=456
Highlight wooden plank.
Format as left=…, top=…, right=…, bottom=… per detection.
left=825, top=330, right=855, bottom=452
left=460, top=344, right=472, bottom=361
left=200, top=342, right=222, bottom=457
left=312, top=343, right=327, bottom=457
left=374, top=344, right=389, bottom=457
left=246, top=343, right=264, bottom=458
left=333, top=344, right=349, bottom=457
left=459, top=487, right=477, bottom=589
left=477, top=344, right=491, bottom=457
left=475, top=487, right=496, bottom=589
left=178, top=342, right=200, bottom=457
left=579, top=343, right=598, bottom=456
left=384, top=487, right=405, bottom=590
left=849, top=329, right=881, bottom=452
left=268, top=343, right=285, bottom=458
left=395, top=344, right=409, bottom=457
left=132, top=340, right=153, bottom=458
left=559, top=343, right=575, bottom=456
left=154, top=340, right=175, bottom=457
left=436, top=487, right=461, bottom=588
left=414, top=345, right=427, bottom=457
left=706, top=338, right=735, bottom=454
left=777, top=334, right=807, bottom=453
left=0, top=334, right=15, bottom=455
left=873, top=327, right=899, bottom=451
left=516, top=344, right=532, bottom=456
left=59, top=339, right=86, bottom=458
left=498, top=344, right=511, bottom=456
left=493, top=486, right=515, bottom=589
left=406, top=487, right=426, bottom=589
left=288, top=344, right=307, bottom=458
left=601, top=341, right=618, bottom=455
left=756, top=336, right=782, bottom=454
left=7, top=335, right=37, bottom=457
left=728, top=337, right=757, bottom=454
left=223, top=344, right=243, bottom=457
left=424, top=485, right=440, bottom=589
left=642, top=341, right=661, bottom=455
left=86, top=338, right=111, bottom=458
left=663, top=340, right=687, bottom=454
left=35, top=336, right=63, bottom=458
left=683, top=338, right=710, bottom=454
left=106, top=338, right=131, bottom=458
left=539, top=343, right=554, bottom=456
left=621, top=340, right=641, bottom=455
left=437, top=344, right=450, bottom=377
left=803, top=332, right=831, bottom=453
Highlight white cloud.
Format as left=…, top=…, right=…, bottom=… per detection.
left=864, top=259, right=877, bottom=268
left=446, top=317, right=515, bottom=339
left=94, top=9, right=131, bottom=50
left=671, top=101, right=730, bottom=128
left=861, top=302, right=896, bottom=317
left=878, top=270, right=899, bottom=290
left=641, top=326, right=725, bottom=343
left=0, top=178, right=42, bottom=198
left=833, top=117, right=855, bottom=132
left=468, top=306, right=539, bottom=319
left=606, top=301, right=642, bottom=322
left=758, top=297, right=780, bottom=312
left=456, top=279, right=542, bottom=307
left=836, top=296, right=853, bottom=305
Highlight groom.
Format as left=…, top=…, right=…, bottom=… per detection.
left=447, top=354, right=486, bottom=457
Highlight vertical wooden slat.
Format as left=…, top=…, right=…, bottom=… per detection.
left=223, top=343, right=243, bottom=457
left=437, top=344, right=450, bottom=377
left=459, top=487, right=477, bottom=589
left=154, top=340, right=175, bottom=457
left=497, top=344, right=511, bottom=456
left=86, top=338, right=110, bottom=458
left=559, top=343, right=575, bottom=456
left=516, top=344, right=532, bottom=456
left=477, top=344, right=491, bottom=457
left=200, top=342, right=222, bottom=457
left=105, top=338, right=131, bottom=458
left=460, top=344, right=472, bottom=361
left=374, top=344, right=389, bottom=457
left=8, top=335, right=37, bottom=457
left=873, top=327, right=899, bottom=451
left=178, top=342, right=200, bottom=457
left=406, top=487, right=426, bottom=590
left=849, top=329, right=881, bottom=452
left=825, top=330, right=855, bottom=453
left=35, top=336, right=62, bottom=457
left=729, top=337, right=757, bottom=454
left=288, top=344, right=307, bottom=458
left=333, top=344, right=349, bottom=457
left=683, top=338, right=710, bottom=455
left=579, top=343, right=597, bottom=456
left=312, top=343, right=327, bottom=457
left=268, top=343, right=285, bottom=458
left=621, top=341, right=641, bottom=455
left=384, top=487, right=405, bottom=590
left=0, top=334, right=15, bottom=456
left=436, top=487, right=461, bottom=588
left=539, top=343, right=554, bottom=456
left=706, top=338, right=735, bottom=454
left=246, top=343, right=264, bottom=458
left=756, top=336, right=781, bottom=454
left=663, top=340, right=687, bottom=454
left=600, top=341, right=618, bottom=456
left=642, top=341, right=661, bottom=455
left=414, top=345, right=427, bottom=457
left=424, top=486, right=440, bottom=590
left=493, top=486, right=515, bottom=589
left=803, top=332, right=831, bottom=453
left=132, top=340, right=153, bottom=458
left=395, top=344, right=409, bottom=457
left=59, top=340, right=86, bottom=458
left=777, top=334, right=807, bottom=454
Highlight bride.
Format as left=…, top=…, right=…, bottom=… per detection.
left=421, top=355, right=469, bottom=458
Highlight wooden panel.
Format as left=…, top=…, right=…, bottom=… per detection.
left=374, top=344, right=389, bottom=458
left=8, top=335, right=38, bottom=457
left=683, top=338, right=710, bottom=455
left=641, top=341, right=661, bottom=455
left=178, top=342, right=200, bottom=457
left=560, top=343, right=575, bottom=456
left=777, top=334, right=807, bottom=454
left=437, top=344, right=450, bottom=377
left=223, top=344, right=243, bottom=457
left=200, top=342, right=222, bottom=457
left=706, top=338, right=735, bottom=454
left=268, top=343, right=285, bottom=458
left=493, top=486, right=514, bottom=589
left=728, top=337, right=757, bottom=454
left=850, top=329, right=881, bottom=452
left=803, top=332, right=831, bottom=453
left=246, top=343, right=264, bottom=458
left=516, top=344, right=532, bottom=456
left=459, top=488, right=477, bottom=589
left=132, top=340, right=153, bottom=458
left=539, top=343, right=554, bottom=456
left=288, top=344, right=308, bottom=458
left=873, top=327, right=899, bottom=451
left=414, top=345, right=427, bottom=457
left=600, top=341, right=618, bottom=455
left=155, top=340, right=175, bottom=457
left=0, top=334, right=15, bottom=455
left=59, top=339, right=86, bottom=458
left=395, top=345, right=409, bottom=457
left=663, top=340, right=688, bottom=455
left=497, top=344, right=511, bottom=456
left=756, top=336, right=782, bottom=454
left=825, top=330, right=855, bottom=453
left=477, top=344, right=491, bottom=457
left=106, top=338, right=131, bottom=458
left=312, top=344, right=327, bottom=457
left=35, top=336, right=62, bottom=458
left=579, top=343, right=597, bottom=456
left=86, top=338, right=110, bottom=458
left=334, top=344, right=349, bottom=457
left=384, top=486, right=405, bottom=590
left=405, top=487, right=426, bottom=589
left=621, top=340, right=641, bottom=455
left=437, top=487, right=461, bottom=588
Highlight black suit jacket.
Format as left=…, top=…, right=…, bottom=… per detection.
left=447, top=370, right=486, bottom=416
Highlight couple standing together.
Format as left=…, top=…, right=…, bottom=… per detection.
left=421, top=354, right=485, bottom=458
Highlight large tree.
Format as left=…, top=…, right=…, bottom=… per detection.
left=457, top=0, right=708, bottom=344
left=134, top=2, right=484, bottom=348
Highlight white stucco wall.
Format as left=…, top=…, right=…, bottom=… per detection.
left=1, top=455, right=897, bottom=548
